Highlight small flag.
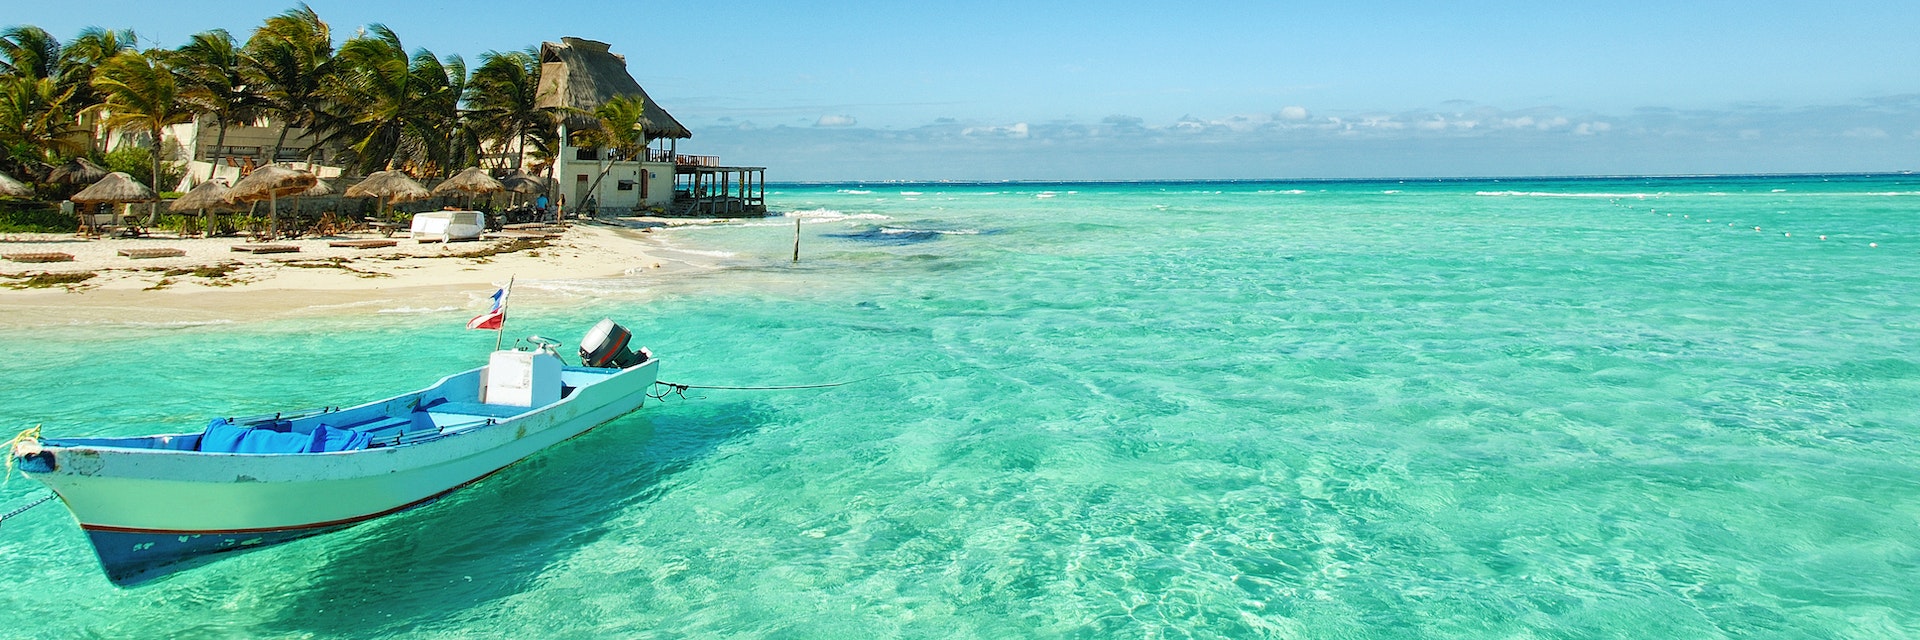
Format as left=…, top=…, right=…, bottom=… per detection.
left=467, top=287, right=507, bottom=330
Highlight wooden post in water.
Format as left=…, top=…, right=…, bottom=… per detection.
left=792, top=217, right=801, bottom=263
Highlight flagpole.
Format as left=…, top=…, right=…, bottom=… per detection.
left=494, top=275, right=515, bottom=351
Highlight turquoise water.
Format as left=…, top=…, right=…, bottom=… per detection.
left=3, top=175, right=1919, bottom=637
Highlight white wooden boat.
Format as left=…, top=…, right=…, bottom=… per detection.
left=11, top=322, right=657, bottom=586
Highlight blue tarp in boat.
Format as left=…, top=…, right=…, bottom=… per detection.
left=199, top=418, right=371, bottom=454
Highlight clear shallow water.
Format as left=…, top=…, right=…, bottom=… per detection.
left=2, top=175, right=1918, bottom=637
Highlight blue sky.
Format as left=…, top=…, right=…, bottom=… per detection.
left=10, top=1, right=1919, bottom=180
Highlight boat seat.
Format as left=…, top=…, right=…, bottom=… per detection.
left=347, top=416, right=415, bottom=441
left=427, top=402, right=529, bottom=419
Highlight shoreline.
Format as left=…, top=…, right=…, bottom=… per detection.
left=0, top=220, right=726, bottom=330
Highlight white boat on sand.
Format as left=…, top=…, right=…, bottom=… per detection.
left=11, top=320, right=657, bottom=586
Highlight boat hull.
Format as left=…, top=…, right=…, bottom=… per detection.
left=23, top=359, right=658, bottom=586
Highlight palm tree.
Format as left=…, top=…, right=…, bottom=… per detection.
left=0, top=75, right=84, bottom=178
left=0, top=26, right=62, bottom=81
left=60, top=27, right=136, bottom=153
left=171, top=29, right=261, bottom=174
left=318, top=26, right=470, bottom=176
left=465, top=49, right=546, bottom=171
left=88, top=50, right=193, bottom=223
left=316, top=25, right=415, bottom=173
left=409, top=49, right=470, bottom=174
left=245, top=4, right=333, bottom=162
left=572, top=95, right=649, bottom=211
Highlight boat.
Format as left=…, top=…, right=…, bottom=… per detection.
left=9, top=319, right=658, bottom=586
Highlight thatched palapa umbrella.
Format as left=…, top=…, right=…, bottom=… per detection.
left=289, top=178, right=332, bottom=220
left=345, top=170, right=430, bottom=221
left=500, top=171, right=545, bottom=195
left=170, top=178, right=236, bottom=236
left=432, top=167, right=505, bottom=209
left=226, top=165, right=317, bottom=240
left=499, top=171, right=548, bottom=215
left=170, top=178, right=231, bottom=212
left=0, top=171, right=29, bottom=197
left=71, top=172, right=155, bottom=232
left=300, top=179, right=333, bottom=198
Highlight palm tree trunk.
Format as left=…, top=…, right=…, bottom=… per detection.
left=271, top=121, right=291, bottom=165
left=583, top=156, right=614, bottom=219
left=211, top=115, right=229, bottom=178
left=514, top=125, right=525, bottom=171
left=147, top=125, right=162, bottom=226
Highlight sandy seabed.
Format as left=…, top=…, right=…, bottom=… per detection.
left=0, top=221, right=720, bottom=329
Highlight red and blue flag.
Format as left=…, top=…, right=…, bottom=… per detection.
left=467, top=287, right=507, bottom=330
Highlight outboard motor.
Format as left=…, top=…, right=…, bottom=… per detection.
left=579, top=318, right=651, bottom=368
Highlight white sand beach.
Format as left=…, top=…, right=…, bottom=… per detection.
left=0, top=222, right=715, bottom=328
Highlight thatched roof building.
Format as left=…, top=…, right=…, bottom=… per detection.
left=536, top=37, right=691, bottom=139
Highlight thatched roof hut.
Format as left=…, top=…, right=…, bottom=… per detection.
left=170, top=179, right=234, bottom=212
left=71, top=172, right=154, bottom=204
left=0, top=171, right=29, bottom=197
left=536, top=37, right=691, bottom=139
left=49, top=158, right=109, bottom=185
left=433, top=167, right=506, bottom=196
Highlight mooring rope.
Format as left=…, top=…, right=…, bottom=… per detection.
left=2, top=425, right=42, bottom=491
left=651, top=367, right=976, bottom=400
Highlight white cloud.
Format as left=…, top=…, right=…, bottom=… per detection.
left=961, top=122, right=1029, bottom=138
left=1359, top=116, right=1403, bottom=130
left=1279, top=106, right=1309, bottom=121
left=1843, top=127, right=1888, bottom=139
left=815, top=115, right=857, bottom=127
left=1573, top=122, right=1611, bottom=135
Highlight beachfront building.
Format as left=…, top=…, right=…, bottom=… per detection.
left=95, top=120, right=342, bottom=191
left=537, top=37, right=764, bottom=217
left=86, top=36, right=762, bottom=216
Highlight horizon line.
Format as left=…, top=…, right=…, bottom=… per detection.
left=763, top=170, right=1917, bottom=187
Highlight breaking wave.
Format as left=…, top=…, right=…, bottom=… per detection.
left=376, top=306, right=460, bottom=314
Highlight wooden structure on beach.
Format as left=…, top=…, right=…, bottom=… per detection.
left=536, top=37, right=767, bottom=217
left=673, top=159, right=766, bottom=217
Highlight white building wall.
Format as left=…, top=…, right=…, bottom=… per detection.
left=564, top=160, right=676, bottom=212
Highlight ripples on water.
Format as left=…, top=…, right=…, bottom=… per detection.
left=1, top=176, right=1917, bottom=637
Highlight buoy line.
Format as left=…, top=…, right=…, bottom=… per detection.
left=1606, top=198, right=1882, bottom=249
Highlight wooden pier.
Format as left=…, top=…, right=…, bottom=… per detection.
left=671, top=161, right=767, bottom=217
